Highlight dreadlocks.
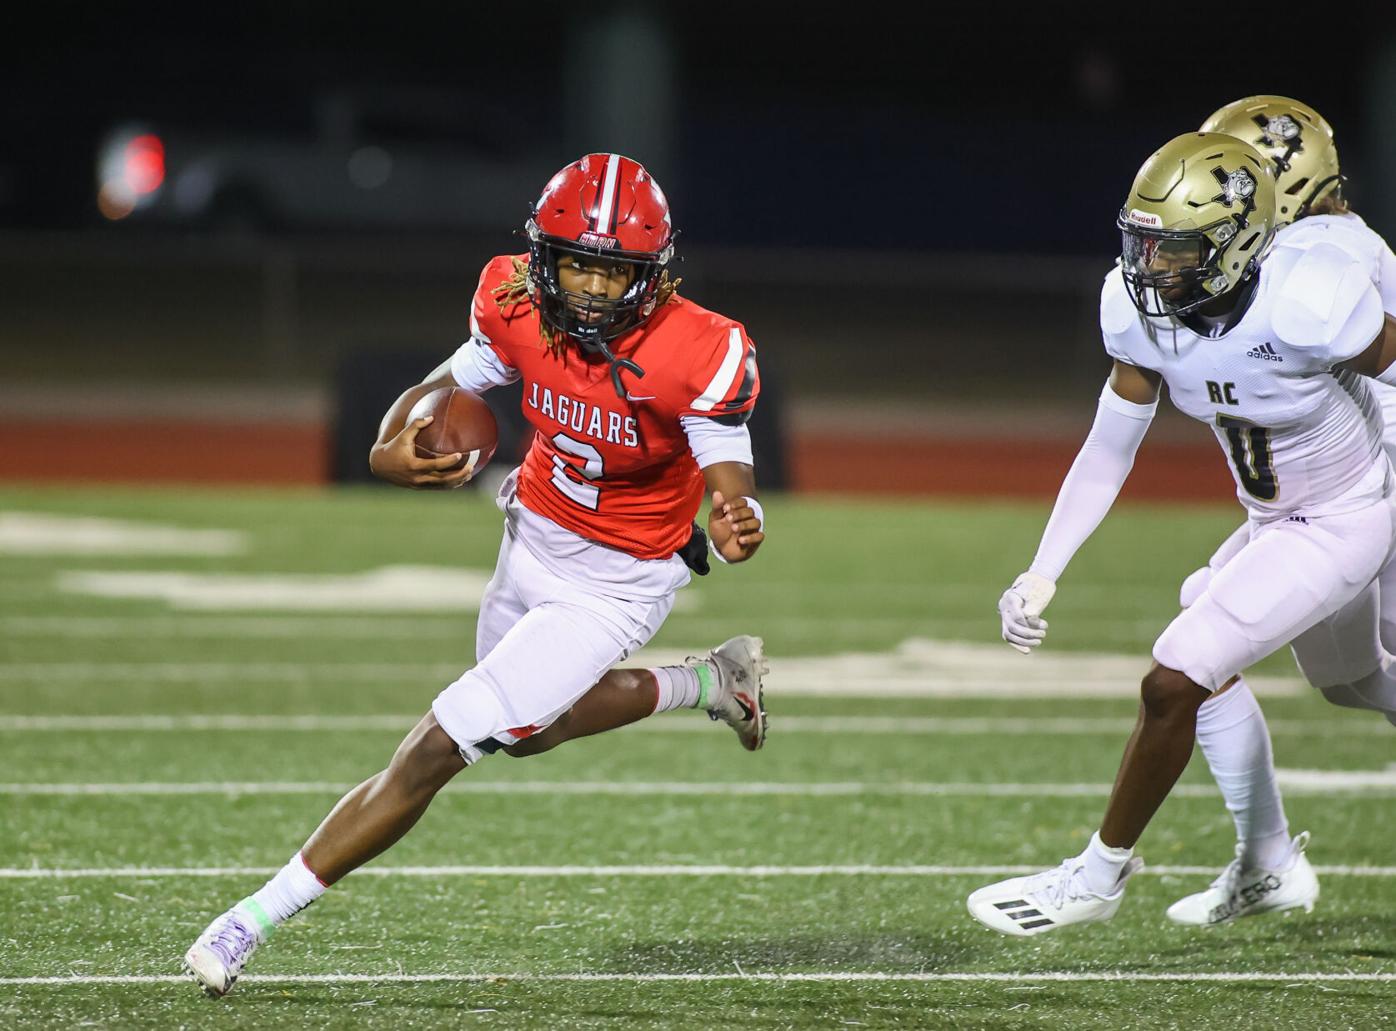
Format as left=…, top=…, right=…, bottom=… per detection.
left=491, top=256, right=680, bottom=358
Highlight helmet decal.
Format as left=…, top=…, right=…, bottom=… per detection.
left=1258, top=113, right=1302, bottom=144
left=1201, top=96, right=1341, bottom=222
left=1213, top=166, right=1256, bottom=205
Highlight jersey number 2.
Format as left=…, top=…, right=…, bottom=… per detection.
left=549, top=432, right=603, bottom=509
left=1217, top=415, right=1277, bottom=502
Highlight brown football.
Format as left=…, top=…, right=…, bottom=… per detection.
left=407, top=386, right=498, bottom=477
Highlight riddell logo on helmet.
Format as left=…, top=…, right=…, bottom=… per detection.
left=1127, top=209, right=1163, bottom=228
left=578, top=232, right=619, bottom=249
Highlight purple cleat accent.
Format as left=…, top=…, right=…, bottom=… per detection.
left=184, top=907, right=263, bottom=997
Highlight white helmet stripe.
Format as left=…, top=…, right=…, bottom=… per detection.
left=593, top=153, right=622, bottom=235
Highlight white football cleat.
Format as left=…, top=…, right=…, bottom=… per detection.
left=967, top=855, right=1145, bottom=936
left=183, top=905, right=264, bottom=997
left=1166, top=831, right=1319, bottom=926
left=699, top=635, right=769, bottom=751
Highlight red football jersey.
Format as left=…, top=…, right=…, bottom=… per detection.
left=470, top=255, right=760, bottom=560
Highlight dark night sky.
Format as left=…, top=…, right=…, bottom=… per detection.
left=6, top=5, right=1393, bottom=250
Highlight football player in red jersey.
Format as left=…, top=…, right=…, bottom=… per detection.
left=184, top=154, right=770, bottom=997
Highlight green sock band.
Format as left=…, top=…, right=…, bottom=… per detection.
left=692, top=661, right=715, bottom=710
left=238, top=896, right=276, bottom=938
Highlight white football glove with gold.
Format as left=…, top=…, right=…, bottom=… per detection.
left=999, top=572, right=1057, bottom=654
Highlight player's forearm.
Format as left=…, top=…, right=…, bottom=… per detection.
left=1029, top=383, right=1157, bottom=581
left=703, top=462, right=758, bottom=503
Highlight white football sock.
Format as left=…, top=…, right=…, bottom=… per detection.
left=649, top=663, right=711, bottom=713
left=1081, top=831, right=1133, bottom=895
left=239, top=852, right=327, bottom=935
left=1196, top=678, right=1291, bottom=871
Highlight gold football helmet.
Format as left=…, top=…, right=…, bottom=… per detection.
left=1201, top=95, right=1341, bottom=224
left=1117, top=132, right=1277, bottom=318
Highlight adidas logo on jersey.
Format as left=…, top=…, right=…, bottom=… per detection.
left=1246, top=343, right=1283, bottom=362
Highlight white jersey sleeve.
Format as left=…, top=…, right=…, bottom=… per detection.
left=1380, top=242, right=1396, bottom=314
left=680, top=416, right=754, bottom=469
left=449, top=336, right=520, bottom=393
left=1028, top=381, right=1157, bottom=581
left=1271, top=242, right=1385, bottom=368
left=1275, top=212, right=1396, bottom=316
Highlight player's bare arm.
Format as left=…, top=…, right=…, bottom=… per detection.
left=703, top=461, right=763, bottom=562
left=367, top=364, right=474, bottom=490
left=1109, top=359, right=1162, bottom=403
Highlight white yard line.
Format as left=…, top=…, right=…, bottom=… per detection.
left=1, top=972, right=1393, bottom=986
left=2, top=864, right=1394, bottom=879
left=0, top=714, right=1381, bottom=736
left=5, top=776, right=1393, bottom=796
left=0, top=616, right=472, bottom=640
left=0, top=615, right=1164, bottom=639
left=0, top=513, right=245, bottom=556
left=0, top=780, right=1229, bottom=797
left=0, top=661, right=1307, bottom=699
left=0, top=638, right=1308, bottom=698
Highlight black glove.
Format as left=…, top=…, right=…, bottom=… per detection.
left=677, top=522, right=711, bottom=576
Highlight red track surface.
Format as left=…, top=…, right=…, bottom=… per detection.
left=789, top=434, right=1232, bottom=500
left=0, top=421, right=329, bottom=485
left=0, top=419, right=1230, bottom=501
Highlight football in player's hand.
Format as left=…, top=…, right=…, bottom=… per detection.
left=408, top=387, right=498, bottom=476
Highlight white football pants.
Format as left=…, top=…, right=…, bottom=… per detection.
left=432, top=478, right=689, bottom=763
left=1154, top=492, right=1396, bottom=692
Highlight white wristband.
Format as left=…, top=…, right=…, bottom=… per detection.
left=707, top=496, right=763, bottom=565
left=741, top=496, right=764, bottom=531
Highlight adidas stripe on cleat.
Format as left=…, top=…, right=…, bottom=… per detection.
left=967, top=856, right=1144, bottom=937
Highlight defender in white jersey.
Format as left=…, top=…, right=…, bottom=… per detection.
left=1164, top=97, right=1396, bottom=927
left=965, top=131, right=1396, bottom=937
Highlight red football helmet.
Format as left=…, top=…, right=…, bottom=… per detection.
left=524, top=154, right=676, bottom=361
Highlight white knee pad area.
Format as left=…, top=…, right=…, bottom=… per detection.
left=1178, top=566, right=1212, bottom=609
left=431, top=671, right=512, bottom=765
left=1316, top=659, right=1396, bottom=716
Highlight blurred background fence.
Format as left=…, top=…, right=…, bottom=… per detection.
left=4, top=6, right=1396, bottom=500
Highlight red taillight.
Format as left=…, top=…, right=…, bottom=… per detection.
left=124, top=134, right=165, bottom=195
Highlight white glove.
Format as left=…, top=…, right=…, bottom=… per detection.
left=999, top=571, right=1057, bottom=654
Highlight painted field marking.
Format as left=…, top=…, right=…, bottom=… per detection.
left=2, top=864, right=1394, bottom=879
left=0, top=513, right=245, bottom=556
left=0, top=714, right=1381, bottom=736
left=0, top=637, right=1308, bottom=698
left=56, top=567, right=494, bottom=613
left=0, top=615, right=1165, bottom=640
left=1, top=972, right=1394, bottom=986
left=3, top=774, right=1391, bottom=796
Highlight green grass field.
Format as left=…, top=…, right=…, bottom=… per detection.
left=1, top=486, right=1392, bottom=1029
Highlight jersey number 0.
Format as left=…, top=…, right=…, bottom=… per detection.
left=1217, top=415, right=1278, bottom=502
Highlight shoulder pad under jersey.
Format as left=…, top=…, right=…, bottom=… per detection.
left=1099, top=266, right=1140, bottom=337
left=1271, top=241, right=1382, bottom=356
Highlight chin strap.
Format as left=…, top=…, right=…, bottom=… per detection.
left=591, top=337, right=646, bottom=399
